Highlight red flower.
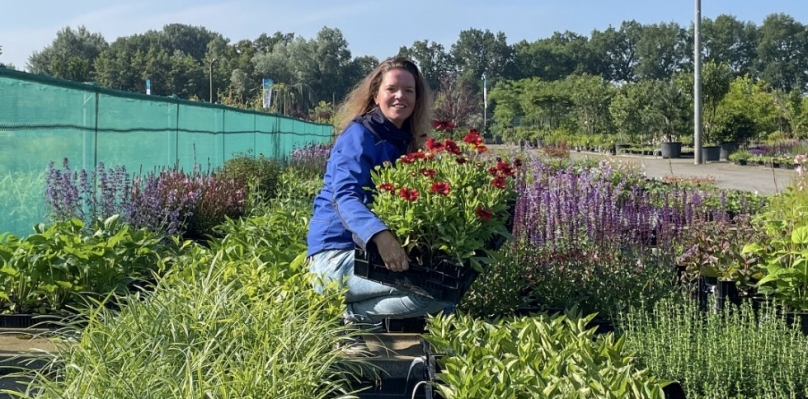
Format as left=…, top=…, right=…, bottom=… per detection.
left=420, top=168, right=436, bottom=178
left=488, top=166, right=499, bottom=176
left=443, top=139, right=462, bottom=155
left=398, top=187, right=420, bottom=201
left=379, top=182, right=395, bottom=192
left=412, top=151, right=426, bottom=160
left=430, top=181, right=451, bottom=196
left=463, top=131, right=483, bottom=146
left=501, top=166, right=515, bottom=177
left=491, top=176, right=507, bottom=189
left=400, top=154, right=415, bottom=164
left=431, top=120, right=456, bottom=132
left=456, top=157, right=468, bottom=164
left=514, top=158, right=523, bottom=168
left=475, top=207, right=492, bottom=221
left=475, top=145, right=488, bottom=153
left=496, top=161, right=510, bottom=171
left=426, top=138, right=444, bottom=152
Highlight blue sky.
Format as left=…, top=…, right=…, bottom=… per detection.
left=1, top=0, right=806, bottom=71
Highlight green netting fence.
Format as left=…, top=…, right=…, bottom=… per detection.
left=0, top=68, right=333, bottom=238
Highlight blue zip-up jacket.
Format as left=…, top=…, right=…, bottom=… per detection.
left=306, top=108, right=413, bottom=257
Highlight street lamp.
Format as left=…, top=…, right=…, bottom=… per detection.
left=209, top=58, right=218, bottom=103
left=694, top=0, right=703, bottom=164
left=481, top=72, right=487, bottom=136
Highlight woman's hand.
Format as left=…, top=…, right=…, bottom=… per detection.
left=371, top=230, right=409, bottom=272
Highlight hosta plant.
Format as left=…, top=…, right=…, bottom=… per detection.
left=0, top=215, right=174, bottom=314
left=366, top=130, right=520, bottom=270
left=424, top=311, right=671, bottom=398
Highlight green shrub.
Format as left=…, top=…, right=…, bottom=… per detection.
left=0, top=215, right=175, bottom=314
left=425, top=311, right=671, bottom=398
left=17, top=260, right=368, bottom=399
left=16, top=202, right=374, bottom=398
left=621, top=295, right=808, bottom=398
left=217, top=153, right=283, bottom=206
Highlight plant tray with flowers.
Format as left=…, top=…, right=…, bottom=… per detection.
left=354, top=130, right=520, bottom=301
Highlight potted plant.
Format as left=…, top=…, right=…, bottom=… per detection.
left=743, top=219, right=808, bottom=333
left=676, top=215, right=764, bottom=311
left=728, top=150, right=751, bottom=166
left=660, top=136, right=682, bottom=159
left=354, top=130, right=520, bottom=301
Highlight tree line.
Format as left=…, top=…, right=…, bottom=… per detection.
left=2, top=12, right=806, bottom=143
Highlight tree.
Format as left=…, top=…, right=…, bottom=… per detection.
left=567, top=74, right=614, bottom=136
left=512, top=31, right=595, bottom=81
left=27, top=25, right=108, bottom=81
left=609, top=81, right=650, bottom=143
left=343, top=55, right=379, bottom=92
left=636, top=78, right=691, bottom=143
left=489, top=80, right=523, bottom=140
left=397, top=40, right=452, bottom=90
left=432, top=74, right=481, bottom=130
left=450, top=29, right=513, bottom=97
left=756, top=13, right=808, bottom=93
left=701, top=15, right=758, bottom=77
left=253, top=32, right=295, bottom=54
left=635, top=22, right=689, bottom=80
left=701, top=61, right=733, bottom=142
left=163, top=24, right=220, bottom=61
left=716, top=75, right=779, bottom=141
left=589, top=20, right=643, bottom=83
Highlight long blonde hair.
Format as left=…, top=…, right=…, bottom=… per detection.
left=335, top=57, right=433, bottom=151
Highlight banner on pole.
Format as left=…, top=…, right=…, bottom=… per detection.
left=262, top=78, right=274, bottom=109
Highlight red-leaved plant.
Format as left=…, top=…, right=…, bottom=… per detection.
left=366, top=130, right=520, bottom=270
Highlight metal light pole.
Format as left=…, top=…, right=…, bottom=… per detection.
left=694, top=0, right=703, bottom=164
left=209, top=58, right=218, bottom=103
left=481, top=72, right=487, bottom=136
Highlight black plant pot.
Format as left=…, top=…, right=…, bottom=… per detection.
left=663, top=381, right=687, bottom=399
left=698, top=276, right=740, bottom=312
left=660, top=142, right=682, bottom=159
left=784, top=312, right=808, bottom=335
left=702, top=146, right=721, bottom=162
left=0, top=313, right=62, bottom=330
left=354, top=243, right=480, bottom=303
left=719, top=142, right=737, bottom=160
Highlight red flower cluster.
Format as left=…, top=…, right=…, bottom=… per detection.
left=430, top=181, right=451, bottom=196
left=420, top=168, right=436, bottom=178
left=379, top=182, right=395, bottom=192
left=475, top=206, right=493, bottom=221
left=431, top=120, right=456, bottom=132
left=398, top=187, right=420, bottom=201
left=426, top=138, right=463, bottom=155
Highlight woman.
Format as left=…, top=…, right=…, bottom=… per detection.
left=306, top=57, right=451, bottom=330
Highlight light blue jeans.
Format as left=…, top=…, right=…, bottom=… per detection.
left=309, top=249, right=452, bottom=325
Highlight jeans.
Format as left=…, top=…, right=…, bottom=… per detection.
left=309, top=249, right=452, bottom=324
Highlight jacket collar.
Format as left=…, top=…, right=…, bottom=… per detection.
left=353, top=107, right=412, bottom=150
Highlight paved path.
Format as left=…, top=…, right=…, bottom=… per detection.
left=569, top=151, right=796, bottom=195
left=489, top=145, right=799, bottom=195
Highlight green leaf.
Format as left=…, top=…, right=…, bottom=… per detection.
left=741, top=242, right=764, bottom=254
left=792, top=226, right=808, bottom=245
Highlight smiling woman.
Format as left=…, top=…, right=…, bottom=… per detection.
left=306, top=57, right=449, bottom=337
left=374, top=68, right=416, bottom=128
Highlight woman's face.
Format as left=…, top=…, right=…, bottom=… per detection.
left=375, top=68, right=416, bottom=129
